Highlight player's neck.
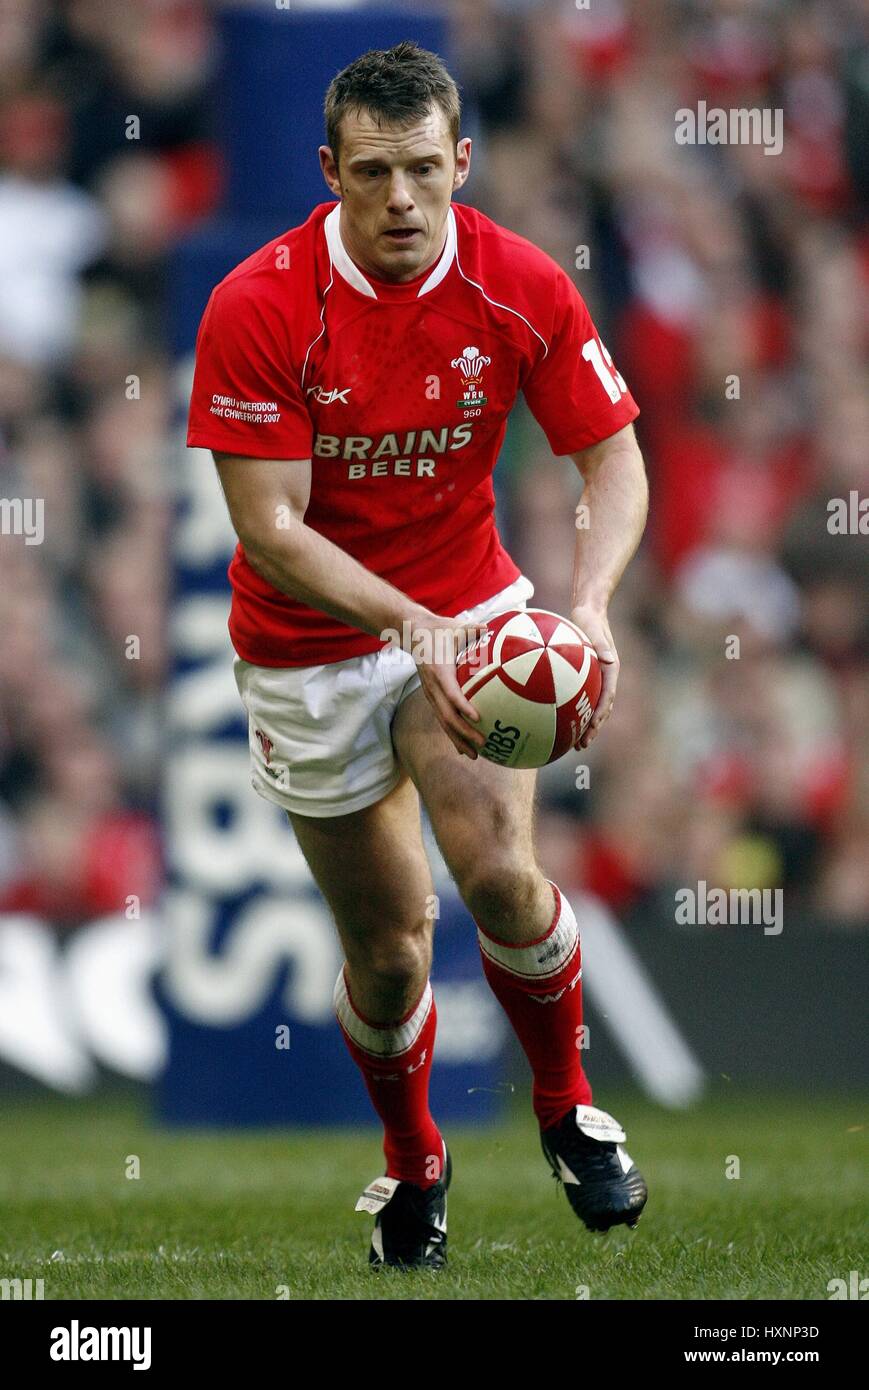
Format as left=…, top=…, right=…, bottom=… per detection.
left=339, top=208, right=448, bottom=287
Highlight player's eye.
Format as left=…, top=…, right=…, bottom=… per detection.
left=416, top=165, right=434, bottom=176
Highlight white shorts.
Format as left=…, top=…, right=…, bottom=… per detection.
left=233, top=573, right=535, bottom=819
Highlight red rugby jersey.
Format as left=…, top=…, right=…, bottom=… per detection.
left=187, top=200, right=639, bottom=667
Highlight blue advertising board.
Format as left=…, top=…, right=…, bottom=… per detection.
left=158, top=6, right=509, bottom=1126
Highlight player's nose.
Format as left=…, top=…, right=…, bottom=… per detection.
left=385, top=172, right=414, bottom=209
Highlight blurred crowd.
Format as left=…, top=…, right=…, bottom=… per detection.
left=0, top=0, right=218, bottom=923
left=463, top=0, right=868, bottom=926
left=0, top=0, right=866, bottom=928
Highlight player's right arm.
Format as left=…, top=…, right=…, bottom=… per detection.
left=213, top=452, right=487, bottom=758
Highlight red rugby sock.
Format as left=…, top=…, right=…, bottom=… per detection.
left=477, top=881, right=592, bottom=1129
left=334, top=968, right=444, bottom=1188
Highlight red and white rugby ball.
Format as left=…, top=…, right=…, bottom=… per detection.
left=456, top=608, right=602, bottom=768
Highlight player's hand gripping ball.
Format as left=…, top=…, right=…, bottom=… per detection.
left=456, top=608, right=602, bottom=768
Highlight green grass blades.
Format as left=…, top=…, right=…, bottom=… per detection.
left=0, top=1091, right=865, bottom=1300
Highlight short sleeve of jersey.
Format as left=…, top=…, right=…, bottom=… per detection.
left=186, top=279, right=313, bottom=459
left=522, top=269, right=639, bottom=455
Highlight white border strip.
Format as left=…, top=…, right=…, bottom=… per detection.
left=478, top=884, right=579, bottom=981
left=334, top=970, right=433, bottom=1057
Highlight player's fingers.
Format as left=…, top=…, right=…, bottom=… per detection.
left=436, top=646, right=485, bottom=733
left=451, top=624, right=488, bottom=720
left=420, top=670, right=481, bottom=757
left=441, top=692, right=485, bottom=753
left=445, top=709, right=481, bottom=757
left=580, top=656, right=619, bottom=748
left=452, top=683, right=484, bottom=730
left=454, top=620, right=489, bottom=654
left=443, top=675, right=487, bottom=745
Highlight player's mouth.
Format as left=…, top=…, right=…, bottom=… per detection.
left=383, top=228, right=420, bottom=242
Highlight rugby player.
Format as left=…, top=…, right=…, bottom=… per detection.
left=188, top=41, right=650, bottom=1269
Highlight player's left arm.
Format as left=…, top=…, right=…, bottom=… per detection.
left=519, top=263, right=648, bottom=745
left=569, top=421, right=648, bottom=748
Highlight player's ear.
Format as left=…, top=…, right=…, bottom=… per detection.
left=452, top=137, right=471, bottom=191
left=319, top=145, right=342, bottom=197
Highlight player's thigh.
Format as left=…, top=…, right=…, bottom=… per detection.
left=391, top=686, right=539, bottom=892
left=287, top=772, right=435, bottom=970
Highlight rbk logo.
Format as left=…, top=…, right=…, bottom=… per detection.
left=306, top=385, right=351, bottom=404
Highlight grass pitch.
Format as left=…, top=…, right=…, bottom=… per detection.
left=0, top=1089, right=865, bottom=1300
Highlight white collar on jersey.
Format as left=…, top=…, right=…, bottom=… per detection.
left=324, top=202, right=457, bottom=299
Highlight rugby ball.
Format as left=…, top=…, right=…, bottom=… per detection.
left=456, top=608, right=602, bottom=768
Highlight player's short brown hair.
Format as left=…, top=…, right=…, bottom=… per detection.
left=324, top=40, right=461, bottom=167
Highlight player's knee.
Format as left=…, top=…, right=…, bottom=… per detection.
left=344, top=917, right=432, bottom=991
left=462, top=860, right=539, bottom=930
left=445, top=795, right=531, bottom=901
left=441, top=791, right=521, bottom=868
